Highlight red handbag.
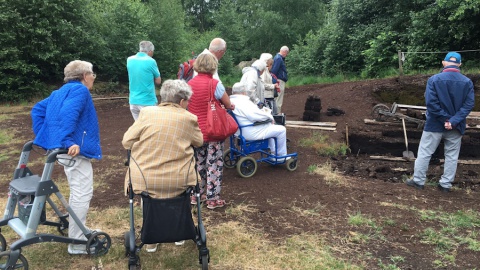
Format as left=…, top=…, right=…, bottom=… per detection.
left=205, top=80, right=238, bottom=141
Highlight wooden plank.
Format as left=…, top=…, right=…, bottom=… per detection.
left=392, top=104, right=480, bottom=120
left=285, top=120, right=337, bottom=127
left=364, top=119, right=417, bottom=127
left=93, top=96, right=128, bottom=100
left=369, top=155, right=480, bottom=165
left=286, top=124, right=336, bottom=131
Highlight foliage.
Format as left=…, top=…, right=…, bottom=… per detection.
left=299, top=132, right=349, bottom=157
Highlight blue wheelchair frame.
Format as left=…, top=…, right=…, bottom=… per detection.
left=224, top=112, right=298, bottom=178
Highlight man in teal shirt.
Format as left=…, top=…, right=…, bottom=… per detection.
left=127, top=41, right=162, bottom=120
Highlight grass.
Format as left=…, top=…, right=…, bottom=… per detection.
left=299, top=131, right=349, bottom=157
left=308, top=161, right=348, bottom=186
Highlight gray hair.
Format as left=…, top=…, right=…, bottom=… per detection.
left=259, top=53, right=273, bottom=62
left=160, top=79, right=192, bottom=104
left=280, top=46, right=289, bottom=53
left=63, top=60, right=93, bottom=82
left=139, top=41, right=154, bottom=53
left=252, top=60, right=266, bottom=72
left=232, top=82, right=246, bottom=94
left=209, top=38, right=226, bottom=52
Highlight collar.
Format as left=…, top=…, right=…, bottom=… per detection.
left=442, top=66, right=461, bottom=73
left=137, top=52, right=148, bottom=57
left=159, top=102, right=182, bottom=109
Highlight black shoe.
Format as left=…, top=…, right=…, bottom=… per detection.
left=437, top=184, right=450, bottom=193
left=406, top=179, right=424, bottom=190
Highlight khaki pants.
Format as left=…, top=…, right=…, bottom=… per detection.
left=274, top=79, right=286, bottom=113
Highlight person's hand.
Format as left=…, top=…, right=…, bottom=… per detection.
left=444, top=120, right=452, bottom=130
left=68, top=144, right=80, bottom=157
left=275, top=83, right=280, bottom=92
left=229, top=103, right=235, bottom=110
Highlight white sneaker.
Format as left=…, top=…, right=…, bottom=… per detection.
left=270, top=156, right=291, bottom=162
left=145, top=243, right=158, bottom=253
left=175, top=241, right=185, bottom=246
left=68, top=244, right=91, bottom=255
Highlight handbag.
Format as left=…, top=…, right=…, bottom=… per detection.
left=205, top=79, right=238, bottom=141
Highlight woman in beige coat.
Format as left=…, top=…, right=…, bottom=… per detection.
left=122, top=79, right=203, bottom=199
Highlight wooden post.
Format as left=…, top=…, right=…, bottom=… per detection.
left=398, top=50, right=404, bottom=76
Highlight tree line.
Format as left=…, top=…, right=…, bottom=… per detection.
left=1, top=0, right=480, bottom=102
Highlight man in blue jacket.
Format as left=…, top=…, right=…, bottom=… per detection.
left=270, top=46, right=289, bottom=114
left=406, top=52, right=475, bottom=192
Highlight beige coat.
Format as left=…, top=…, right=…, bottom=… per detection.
left=122, top=103, right=203, bottom=198
left=261, top=69, right=276, bottom=99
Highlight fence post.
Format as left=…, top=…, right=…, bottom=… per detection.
left=398, top=50, right=404, bottom=76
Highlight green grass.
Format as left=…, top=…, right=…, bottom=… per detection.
left=299, top=131, right=349, bottom=157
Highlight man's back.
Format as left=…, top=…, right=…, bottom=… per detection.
left=127, top=52, right=160, bottom=106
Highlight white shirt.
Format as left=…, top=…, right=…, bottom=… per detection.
left=230, top=94, right=274, bottom=140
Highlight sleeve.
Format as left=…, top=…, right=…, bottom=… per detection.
left=60, top=86, right=89, bottom=148
left=214, top=81, right=226, bottom=100
left=122, top=111, right=146, bottom=149
left=31, top=97, right=49, bottom=135
left=449, top=81, right=475, bottom=126
left=239, top=100, right=274, bottom=122
left=151, top=59, right=161, bottom=78
left=188, top=114, right=204, bottom=147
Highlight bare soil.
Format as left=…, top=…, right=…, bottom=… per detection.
left=2, top=74, right=480, bottom=269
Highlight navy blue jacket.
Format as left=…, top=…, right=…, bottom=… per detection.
left=424, top=66, right=474, bottom=135
left=270, top=53, right=288, bottom=82
left=31, top=81, right=102, bottom=159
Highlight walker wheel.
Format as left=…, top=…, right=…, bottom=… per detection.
left=286, top=158, right=298, bottom=172
left=0, top=234, right=6, bottom=252
left=0, top=250, right=29, bottom=270
left=223, top=149, right=239, bottom=169
left=87, top=231, right=111, bottom=256
left=236, top=156, right=257, bottom=178
left=201, top=254, right=209, bottom=270
left=371, top=104, right=390, bottom=121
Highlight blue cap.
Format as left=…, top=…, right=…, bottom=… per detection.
left=444, top=52, right=461, bottom=64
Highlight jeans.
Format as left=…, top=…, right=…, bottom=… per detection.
left=413, top=130, right=462, bottom=188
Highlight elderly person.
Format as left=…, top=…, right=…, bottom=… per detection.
left=240, top=59, right=267, bottom=106
left=271, top=46, right=289, bottom=113
left=259, top=53, right=280, bottom=115
left=230, top=82, right=288, bottom=160
left=127, top=40, right=162, bottom=120
left=31, top=60, right=102, bottom=255
left=188, top=53, right=234, bottom=210
left=406, top=52, right=475, bottom=193
left=122, top=79, right=203, bottom=252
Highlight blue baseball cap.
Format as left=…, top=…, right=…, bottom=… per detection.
left=444, top=52, right=461, bottom=64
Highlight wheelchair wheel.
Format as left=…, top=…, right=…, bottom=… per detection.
left=0, top=251, right=29, bottom=270
left=0, top=234, right=6, bottom=252
left=286, top=158, right=298, bottom=171
left=87, top=231, right=111, bottom=256
left=371, top=104, right=390, bottom=122
left=236, top=156, right=257, bottom=178
left=223, top=149, right=239, bottom=169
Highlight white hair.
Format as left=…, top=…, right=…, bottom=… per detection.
left=209, top=38, right=226, bottom=52
left=63, top=60, right=93, bottom=82
left=232, top=82, right=246, bottom=94
left=259, top=53, right=273, bottom=62
left=252, top=60, right=266, bottom=72
left=160, top=79, right=192, bottom=104
left=280, top=46, right=289, bottom=53
left=139, top=41, right=154, bottom=53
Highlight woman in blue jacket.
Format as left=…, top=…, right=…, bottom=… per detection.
left=31, top=60, right=102, bottom=255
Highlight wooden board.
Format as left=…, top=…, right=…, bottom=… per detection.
left=285, top=120, right=337, bottom=127
left=285, top=124, right=336, bottom=131
left=391, top=104, right=480, bottom=120
left=93, top=96, right=128, bottom=101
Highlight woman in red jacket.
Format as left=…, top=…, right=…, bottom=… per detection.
left=188, top=53, right=234, bottom=209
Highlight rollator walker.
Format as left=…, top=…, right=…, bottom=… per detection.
left=224, top=112, right=298, bottom=178
left=0, top=141, right=111, bottom=269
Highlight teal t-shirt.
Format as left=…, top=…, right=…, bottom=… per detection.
left=127, top=52, right=161, bottom=105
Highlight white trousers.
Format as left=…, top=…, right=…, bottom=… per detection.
left=244, top=125, right=287, bottom=156
left=413, top=130, right=462, bottom=188
left=274, top=79, right=286, bottom=113
left=59, top=154, right=93, bottom=240
left=130, top=104, right=156, bottom=121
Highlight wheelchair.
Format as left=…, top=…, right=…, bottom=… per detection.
left=0, top=141, right=111, bottom=269
left=124, top=151, right=209, bottom=270
left=224, top=112, right=298, bottom=178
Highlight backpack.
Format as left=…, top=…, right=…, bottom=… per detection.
left=177, top=54, right=197, bottom=82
